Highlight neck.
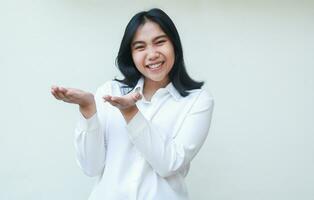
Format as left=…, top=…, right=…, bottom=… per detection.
left=143, top=78, right=169, bottom=101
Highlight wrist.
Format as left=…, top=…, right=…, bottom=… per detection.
left=79, top=96, right=96, bottom=119
left=79, top=105, right=96, bottom=119
left=121, top=105, right=138, bottom=123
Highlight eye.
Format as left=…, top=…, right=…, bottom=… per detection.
left=134, top=46, right=145, bottom=50
left=156, top=40, right=166, bottom=45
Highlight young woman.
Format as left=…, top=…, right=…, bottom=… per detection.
left=51, top=8, right=214, bottom=200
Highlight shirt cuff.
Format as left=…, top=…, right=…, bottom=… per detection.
left=76, top=112, right=99, bottom=131
left=126, top=111, right=148, bottom=141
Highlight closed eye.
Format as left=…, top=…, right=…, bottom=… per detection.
left=134, top=46, right=145, bottom=50
left=156, top=40, right=166, bottom=45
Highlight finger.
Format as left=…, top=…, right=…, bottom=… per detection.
left=51, top=86, right=60, bottom=95
left=103, top=95, right=127, bottom=109
left=102, top=96, right=113, bottom=103
left=53, top=86, right=63, bottom=92
left=104, top=96, right=123, bottom=104
left=51, top=85, right=58, bottom=91
left=52, top=87, right=64, bottom=99
left=104, top=96, right=123, bottom=107
left=133, top=92, right=142, bottom=101
left=59, top=87, right=68, bottom=95
left=103, top=95, right=112, bottom=102
left=111, top=96, right=121, bottom=101
left=110, top=97, right=127, bottom=106
left=51, top=90, right=62, bottom=100
left=128, top=92, right=141, bottom=102
left=55, top=89, right=66, bottom=99
left=110, top=102, right=119, bottom=107
left=106, top=99, right=119, bottom=107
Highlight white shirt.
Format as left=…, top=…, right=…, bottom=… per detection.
left=74, top=77, right=214, bottom=200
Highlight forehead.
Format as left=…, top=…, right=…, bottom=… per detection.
left=132, top=21, right=166, bottom=41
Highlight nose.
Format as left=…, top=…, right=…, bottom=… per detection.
left=147, top=47, right=160, bottom=61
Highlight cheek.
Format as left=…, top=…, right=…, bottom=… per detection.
left=166, top=52, right=175, bottom=68
left=132, top=53, right=144, bottom=68
left=164, top=44, right=175, bottom=63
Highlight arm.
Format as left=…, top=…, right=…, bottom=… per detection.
left=126, top=91, right=214, bottom=178
left=74, top=113, right=105, bottom=177
left=74, top=82, right=111, bottom=177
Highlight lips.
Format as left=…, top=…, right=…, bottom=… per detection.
left=146, top=61, right=164, bottom=70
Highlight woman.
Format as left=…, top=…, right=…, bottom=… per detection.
left=51, top=8, right=214, bottom=200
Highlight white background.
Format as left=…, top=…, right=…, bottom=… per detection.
left=1, top=0, right=313, bottom=199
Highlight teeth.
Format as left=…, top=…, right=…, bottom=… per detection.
left=148, top=62, right=162, bottom=69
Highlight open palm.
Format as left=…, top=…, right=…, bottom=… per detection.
left=51, top=86, right=94, bottom=107
left=103, top=92, right=142, bottom=110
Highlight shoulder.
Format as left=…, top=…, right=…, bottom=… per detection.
left=184, top=88, right=214, bottom=102
left=94, top=81, right=113, bottom=97
left=95, top=80, right=128, bottom=97
left=93, top=80, right=127, bottom=111
left=184, top=88, right=214, bottom=113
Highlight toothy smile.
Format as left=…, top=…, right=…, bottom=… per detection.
left=146, top=61, right=164, bottom=69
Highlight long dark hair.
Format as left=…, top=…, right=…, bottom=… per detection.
left=115, top=8, right=204, bottom=97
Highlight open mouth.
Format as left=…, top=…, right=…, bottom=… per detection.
left=146, top=61, right=165, bottom=71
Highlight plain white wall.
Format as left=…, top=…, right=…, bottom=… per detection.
left=1, top=0, right=313, bottom=199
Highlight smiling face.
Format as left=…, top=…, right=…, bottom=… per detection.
left=131, top=20, right=175, bottom=87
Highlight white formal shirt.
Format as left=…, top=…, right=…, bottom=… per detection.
left=74, top=77, right=214, bottom=200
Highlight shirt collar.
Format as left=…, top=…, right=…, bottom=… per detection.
left=132, top=77, right=181, bottom=101
left=133, top=77, right=145, bottom=95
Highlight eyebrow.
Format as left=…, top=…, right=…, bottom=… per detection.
left=131, top=35, right=168, bottom=47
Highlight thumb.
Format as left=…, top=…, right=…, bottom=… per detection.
left=132, top=92, right=142, bottom=101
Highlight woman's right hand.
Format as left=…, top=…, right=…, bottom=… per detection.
left=51, top=86, right=96, bottom=118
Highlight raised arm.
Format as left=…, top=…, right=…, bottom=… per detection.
left=126, top=91, right=214, bottom=177
left=51, top=83, right=110, bottom=177
left=104, top=90, right=214, bottom=178
left=51, top=86, right=96, bottom=118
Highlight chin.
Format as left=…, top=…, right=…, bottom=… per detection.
left=146, top=75, right=168, bottom=83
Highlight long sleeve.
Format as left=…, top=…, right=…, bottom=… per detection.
left=74, top=82, right=111, bottom=177
left=126, top=90, right=214, bottom=178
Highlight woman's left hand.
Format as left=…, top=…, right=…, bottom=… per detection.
left=103, top=92, right=142, bottom=110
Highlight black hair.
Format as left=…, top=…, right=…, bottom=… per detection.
left=115, top=8, right=204, bottom=97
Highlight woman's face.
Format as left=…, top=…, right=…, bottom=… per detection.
left=131, top=20, right=175, bottom=86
